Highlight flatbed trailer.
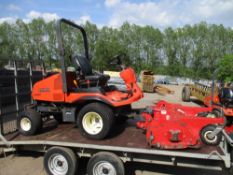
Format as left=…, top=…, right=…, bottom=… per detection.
left=1, top=118, right=233, bottom=175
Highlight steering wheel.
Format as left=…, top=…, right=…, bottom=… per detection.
left=109, top=53, right=126, bottom=71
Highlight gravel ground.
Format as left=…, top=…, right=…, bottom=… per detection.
left=132, top=85, right=198, bottom=109
left=0, top=85, right=226, bottom=175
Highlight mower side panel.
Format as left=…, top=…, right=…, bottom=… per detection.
left=64, top=93, right=112, bottom=104
left=32, top=85, right=142, bottom=106
left=64, top=90, right=142, bottom=107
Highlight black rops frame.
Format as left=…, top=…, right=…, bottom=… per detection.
left=56, top=18, right=90, bottom=93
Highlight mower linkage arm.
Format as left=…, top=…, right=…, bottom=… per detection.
left=208, top=116, right=233, bottom=147
left=222, top=130, right=233, bottom=146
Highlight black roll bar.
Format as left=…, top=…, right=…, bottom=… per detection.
left=211, top=69, right=218, bottom=107
left=56, top=18, right=89, bottom=93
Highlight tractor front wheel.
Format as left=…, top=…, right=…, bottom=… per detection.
left=77, top=103, right=114, bottom=140
left=17, top=109, right=42, bottom=136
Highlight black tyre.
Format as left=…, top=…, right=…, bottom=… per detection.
left=77, top=103, right=114, bottom=140
left=87, top=152, right=125, bottom=175
left=17, top=109, right=42, bottom=136
left=182, top=86, right=191, bottom=102
left=200, top=125, right=222, bottom=146
left=44, top=147, right=77, bottom=175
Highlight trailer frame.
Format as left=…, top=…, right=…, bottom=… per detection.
left=0, top=121, right=233, bottom=174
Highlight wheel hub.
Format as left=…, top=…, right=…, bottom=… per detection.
left=103, top=168, right=109, bottom=174
left=20, top=117, right=32, bottom=131
left=82, top=112, right=103, bottom=135
left=93, top=161, right=116, bottom=175
left=48, top=154, right=68, bottom=175
left=57, top=160, right=63, bottom=167
left=204, top=131, right=217, bottom=143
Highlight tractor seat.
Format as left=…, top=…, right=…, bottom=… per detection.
left=219, top=88, right=233, bottom=107
left=73, top=55, right=110, bottom=86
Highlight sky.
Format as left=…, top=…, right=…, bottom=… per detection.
left=0, top=0, right=233, bottom=28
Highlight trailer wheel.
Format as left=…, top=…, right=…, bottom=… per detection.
left=17, top=109, right=42, bottom=135
left=77, top=103, right=114, bottom=140
left=182, top=86, right=190, bottom=102
left=44, top=147, right=77, bottom=175
left=87, top=152, right=124, bottom=175
left=200, top=125, right=222, bottom=146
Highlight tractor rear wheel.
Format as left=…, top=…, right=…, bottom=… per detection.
left=77, top=103, right=114, bottom=140
left=182, top=86, right=191, bottom=102
left=17, top=109, right=42, bottom=135
left=200, top=125, right=222, bottom=146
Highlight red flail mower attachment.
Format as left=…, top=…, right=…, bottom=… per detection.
left=137, top=101, right=225, bottom=149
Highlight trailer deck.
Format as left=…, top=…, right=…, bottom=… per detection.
left=0, top=119, right=231, bottom=171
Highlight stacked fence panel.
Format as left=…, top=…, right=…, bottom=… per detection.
left=0, top=60, right=43, bottom=135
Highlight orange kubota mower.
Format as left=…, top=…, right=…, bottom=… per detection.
left=203, top=70, right=233, bottom=124
left=17, top=18, right=143, bottom=139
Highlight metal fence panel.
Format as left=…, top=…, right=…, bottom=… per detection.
left=0, top=59, right=44, bottom=135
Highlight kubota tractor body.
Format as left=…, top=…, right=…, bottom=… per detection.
left=32, top=67, right=143, bottom=106
left=204, top=87, right=233, bottom=117
left=17, top=18, right=143, bottom=139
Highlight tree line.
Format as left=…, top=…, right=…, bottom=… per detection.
left=0, top=18, right=232, bottom=80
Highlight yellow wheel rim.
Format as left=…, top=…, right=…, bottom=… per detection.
left=82, top=112, right=103, bottom=135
